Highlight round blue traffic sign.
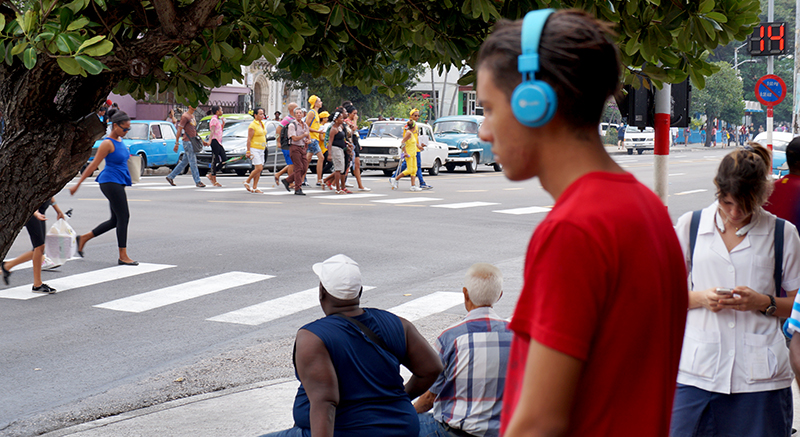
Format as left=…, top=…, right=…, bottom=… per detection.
left=755, top=74, right=786, bottom=106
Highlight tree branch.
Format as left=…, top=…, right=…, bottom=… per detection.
left=186, top=0, right=224, bottom=32
left=1, top=0, right=20, bottom=15
left=151, top=0, right=179, bottom=37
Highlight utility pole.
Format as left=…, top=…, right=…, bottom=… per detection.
left=767, top=0, right=774, bottom=147
left=654, top=84, right=671, bottom=206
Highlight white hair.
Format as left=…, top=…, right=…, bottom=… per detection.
left=464, top=263, right=503, bottom=306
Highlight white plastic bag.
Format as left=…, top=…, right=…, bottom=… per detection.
left=45, top=219, right=78, bottom=265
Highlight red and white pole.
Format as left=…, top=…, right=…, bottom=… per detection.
left=654, top=83, right=671, bottom=206
left=767, top=107, right=774, bottom=150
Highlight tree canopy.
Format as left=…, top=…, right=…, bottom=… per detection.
left=693, top=61, right=744, bottom=124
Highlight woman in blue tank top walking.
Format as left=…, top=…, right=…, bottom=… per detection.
left=69, top=109, right=138, bottom=266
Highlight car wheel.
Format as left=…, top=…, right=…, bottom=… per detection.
left=383, top=169, right=395, bottom=176
left=492, top=162, right=502, bottom=172
left=465, top=154, right=478, bottom=173
left=637, top=149, right=644, bottom=155
left=235, top=169, right=246, bottom=176
left=428, top=159, right=441, bottom=176
left=627, top=148, right=633, bottom=155
left=445, top=163, right=456, bottom=173
left=138, top=153, right=147, bottom=177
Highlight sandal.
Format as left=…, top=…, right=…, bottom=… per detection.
left=274, top=176, right=280, bottom=186
left=243, top=182, right=253, bottom=193
left=213, top=182, right=223, bottom=187
left=336, top=190, right=347, bottom=194
left=253, top=189, right=263, bottom=194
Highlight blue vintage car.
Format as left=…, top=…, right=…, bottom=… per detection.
left=753, top=131, right=795, bottom=177
left=89, top=120, right=182, bottom=176
left=432, top=115, right=500, bottom=173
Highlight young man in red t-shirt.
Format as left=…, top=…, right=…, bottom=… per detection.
left=475, top=10, right=688, bottom=436
left=765, top=138, right=800, bottom=229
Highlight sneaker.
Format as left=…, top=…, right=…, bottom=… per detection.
left=2, top=262, right=10, bottom=285
left=345, top=182, right=354, bottom=187
left=358, top=187, right=372, bottom=191
left=390, top=178, right=398, bottom=190
left=410, top=186, right=422, bottom=192
left=302, top=182, right=309, bottom=187
left=196, top=182, right=206, bottom=188
left=42, top=256, right=62, bottom=271
left=421, top=185, right=433, bottom=190
left=32, top=283, right=56, bottom=294
left=165, top=176, right=176, bottom=186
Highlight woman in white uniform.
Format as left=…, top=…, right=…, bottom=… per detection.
left=671, top=143, right=800, bottom=437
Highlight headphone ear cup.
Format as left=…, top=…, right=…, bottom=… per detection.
left=512, top=80, right=558, bottom=128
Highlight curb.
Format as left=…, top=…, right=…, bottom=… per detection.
left=40, top=378, right=296, bottom=437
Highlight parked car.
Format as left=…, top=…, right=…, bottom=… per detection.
left=432, top=115, right=500, bottom=173
left=599, top=122, right=619, bottom=137
left=358, top=121, right=448, bottom=176
left=196, top=113, right=253, bottom=141
left=753, top=131, right=796, bottom=177
left=624, top=126, right=655, bottom=155
left=196, top=120, right=284, bottom=176
left=88, top=120, right=181, bottom=176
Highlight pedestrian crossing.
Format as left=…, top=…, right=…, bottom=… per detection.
left=0, top=263, right=465, bottom=326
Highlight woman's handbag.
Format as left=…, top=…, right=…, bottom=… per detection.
left=190, top=136, right=204, bottom=153
left=128, top=154, right=142, bottom=183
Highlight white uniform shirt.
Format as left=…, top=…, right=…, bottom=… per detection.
left=674, top=202, right=800, bottom=394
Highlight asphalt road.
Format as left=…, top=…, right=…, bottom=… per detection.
left=1, top=147, right=728, bottom=436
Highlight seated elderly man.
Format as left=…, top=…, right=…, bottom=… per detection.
left=414, top=263, right=512, bottom=437
left=261, top=254, right=442, bottom=437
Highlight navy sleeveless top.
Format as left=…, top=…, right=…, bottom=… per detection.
left=96, top=137, right=132, bottom=186
left=291, top=308, right=418, bottom=437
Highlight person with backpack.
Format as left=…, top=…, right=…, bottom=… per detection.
left=671, top=143, right=800, bottom=437
left=281, top=106, right=311, bottom=196
left=274, top=103, right=298, bottom=188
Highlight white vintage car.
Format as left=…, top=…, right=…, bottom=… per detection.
left=358, top=121, right=449, bottom=176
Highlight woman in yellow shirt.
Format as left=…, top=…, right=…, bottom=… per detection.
left=244, top=108, right=267, bottom=193
left=390, top=120, right=421, bottom=191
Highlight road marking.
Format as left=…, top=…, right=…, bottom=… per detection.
left=130, top=182, right=169, bottom=187
left=669, top=173, right=686, bottom=176
left=674, top=189, right=708, bottom=196
left=456, top=189, right=488, bottom=193
left=261, top=190, right=329, bottom=196
left=208, top=200, right=283, bottom=204
left=493, top=206, right=551, bottom=215
left=139, top=185, right=198, bottom=190
left=431, top=202, right=500, bottom=209
left=316, top=193, right=386, bottom=200
left=200, top=188, right=268, bottom=193
left=319, top=203, right=376, bottom=206
left=208, top=286, right=376, bottom=325
left=372, top=197, right=442, bottom=204
left=386, top=292, right=463, bottom=321
left=0, top=263, right=175, bottom=300
left=703, top=155, right=718, bottom=158
left=503, top=188, right=523, bottom=191
left=94, top=271, right=273, bottom=313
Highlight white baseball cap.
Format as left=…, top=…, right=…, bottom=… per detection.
left=312, top=254, right=363, bottom=300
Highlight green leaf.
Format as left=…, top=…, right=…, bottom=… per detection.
left=705, top=12, right=727, bottom=23
left=82, top=40, right=113, bottom=56
left=698, top=0, right=714, bottom=14
left=10, top=42, right=26, bottom=56
left=23, top=47, right=36, bottom=69
left=56, top=56, right=83, bottom=75
left=59, top=8, right=73, bottom=30
left=93, top=0, right=106, bottom=11
left=56, top=34, right=73, bottom=53
left=64, top=0, right=85, bottom=14
left=67, top=16, right=90, bottom=31
left=0, top=14, right=5, bottom=31
left=22, top=10, right=37, bottom=34
left=211, top=43, right=221, bottom=62
left=198, top=74, right=214, bottom=88
left=36, top=32, right=55, bottom=42
left=258, top=44, right=277, bottom=64
left=218, top=42, right=235, bottom=58
left=74, top=54, right=104, bottom=74
left=0, top=40, right=5, bottom=63
left=308, top=3, right=330, bottom=14
left=330, top=5, right=343, bottom=26
left=77, top=34, right=104, bottom=52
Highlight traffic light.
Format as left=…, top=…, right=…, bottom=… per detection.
left=616, top=77, right=653, bottom=129
left=670, top=80, right=691, bottom=128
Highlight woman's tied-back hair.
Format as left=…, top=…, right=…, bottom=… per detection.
left=106, top=108, right=130, bottom=125
left=476, top=9, right=621, bottom=129
left=210, top=105, right=220, bottom=115
left=714, top=143, right=773, bottom=215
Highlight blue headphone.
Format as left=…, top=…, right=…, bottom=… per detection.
left=512, top=9, right=557, bottom=127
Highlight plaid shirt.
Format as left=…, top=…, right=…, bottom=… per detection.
left=430, top=307, right=512, bottom=437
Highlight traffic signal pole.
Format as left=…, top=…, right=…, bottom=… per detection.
left=654, top=83, right=671, bottom=206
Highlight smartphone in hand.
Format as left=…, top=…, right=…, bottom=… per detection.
left=715, top=287, right=734, bottom=296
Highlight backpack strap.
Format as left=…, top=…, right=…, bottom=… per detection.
left=688, top=210, right=702, bottom=287
left=775, top=218, right=785, bottom=298
left=332, top=313, right=393, bottom=354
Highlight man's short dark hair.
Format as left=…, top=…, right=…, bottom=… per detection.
left=210, top=105, right=220, bottom=114
left=787, top=137, right=800, bottom=171
left=476, top=9, right=621, bottom=129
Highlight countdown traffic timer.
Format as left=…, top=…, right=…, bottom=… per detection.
left=749, top=22, right=787, bottom=56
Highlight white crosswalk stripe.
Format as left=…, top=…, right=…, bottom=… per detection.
left=140, top=185, right=199, bottom=190
left=315, top=193, right=387, bottom=200
left=493, top=206, right=551, bottom=215
left=260, top=190, right=329, bottom=196
left=372, top=197, right=442, bottom=204
left=94, top=271, right=274, bottom=313
left=207, top=286, right=376, bottom=325
left=0, top=263, right=175, bottom=300
left=386, top=292, right=463, bottom=321
left=430, top=201, right=499, bottom=209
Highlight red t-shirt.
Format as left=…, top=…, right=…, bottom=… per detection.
left=764, top=174, right=800, bottom=230
left=500, top=172, right=687, bottom=436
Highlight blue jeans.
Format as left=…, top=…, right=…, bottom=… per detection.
left=167, top=140, right=201, bottom=183
left=399, top=151, right=426, bottom=186
left=259, top=426, right=308, bottom=437
left=417, top=413, right=465, bottom=437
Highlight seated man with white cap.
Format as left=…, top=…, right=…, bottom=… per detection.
left=261, top=254, right=442, bottom=437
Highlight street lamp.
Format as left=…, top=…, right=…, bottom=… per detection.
left=733, top=42, right=757, bottom=76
